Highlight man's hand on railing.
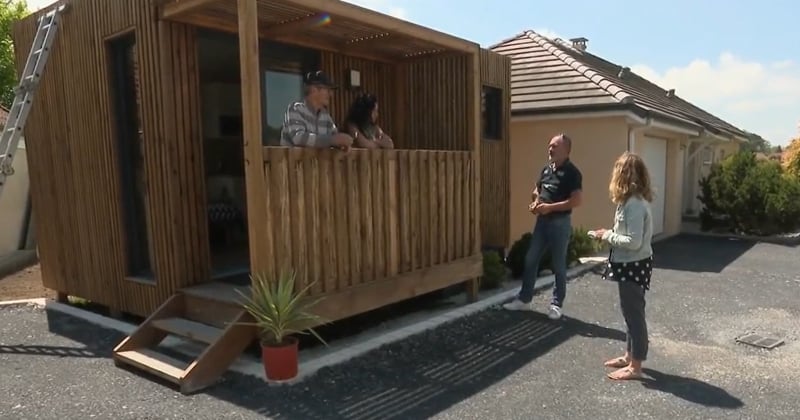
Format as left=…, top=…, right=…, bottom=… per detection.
left=330, top=133, right=354, bottom=152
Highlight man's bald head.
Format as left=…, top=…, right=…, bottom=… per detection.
left=548, top=133, right=572, bottom=164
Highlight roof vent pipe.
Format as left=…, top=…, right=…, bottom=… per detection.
left=666, top=89, right=676, bottom=98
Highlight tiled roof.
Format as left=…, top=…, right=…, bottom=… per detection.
left=490, top=30, right=748, bottom=139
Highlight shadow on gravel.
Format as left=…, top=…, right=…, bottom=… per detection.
left=205, top=310, right=627, bottom=420
left=37, top=298, right=746, bottom=419
left=641, top=368, right=744, bottom=409
left=652, top=234, right=755, bottom=273
left=44, top=307, right=122, bottom=358
left=0, top=344, right=104, bottom=358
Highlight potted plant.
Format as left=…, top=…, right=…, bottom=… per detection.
left=236, top=269, right=328, bottom=381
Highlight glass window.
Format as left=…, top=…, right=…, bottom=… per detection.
left=263, top=70, right=303, bottom=146
left=482, top=85, right=503, bottom=140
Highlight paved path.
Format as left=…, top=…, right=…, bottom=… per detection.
left=1, top=234, right=798, bottom=419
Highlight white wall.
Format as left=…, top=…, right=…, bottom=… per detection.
left=0, top=139, right=31, bottom=256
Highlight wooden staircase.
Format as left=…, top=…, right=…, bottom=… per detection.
left=112, top=285, right=256, bottom=394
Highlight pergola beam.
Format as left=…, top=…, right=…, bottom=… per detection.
left=274, top=0, right=478, bottom=54
left=260, top=13, right=324, bottom=37
left=162, top=0, right=222, bottom=19
left=166, top=11, right=400, bottom=63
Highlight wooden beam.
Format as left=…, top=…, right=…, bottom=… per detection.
left=401, top=50, right=465, bottom=63
left=261, top=13, right=324, bottom=37
left=271, top=33, right=398, bottom=64
left=310, top=254, right=483, bottom=322
left=169, top=12, right=399, bottom=64
left=466, top=44, right=482, bottom=298
left=343, top=33, right=393, bottom=48
left=284, top=0, right=477, bottom=54
left=162, top=0, right=223, bottom=19
left=237, top=0, right=270, bottom=275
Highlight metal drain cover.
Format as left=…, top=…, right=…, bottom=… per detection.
left=736, top=333, right=785, bottom=349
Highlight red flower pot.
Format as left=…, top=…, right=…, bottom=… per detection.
left=261, top=336, right=299, bottom=381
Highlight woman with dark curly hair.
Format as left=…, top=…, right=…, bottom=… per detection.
left=344, top=93, right=394, bottom=149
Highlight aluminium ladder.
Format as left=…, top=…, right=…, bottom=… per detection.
left=0, top=3, right=68, bottom=200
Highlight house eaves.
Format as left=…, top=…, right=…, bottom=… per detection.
left=491, top=30, right=749, bottom=141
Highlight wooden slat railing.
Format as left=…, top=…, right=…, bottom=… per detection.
left=259, top=147, right=477, bottom=296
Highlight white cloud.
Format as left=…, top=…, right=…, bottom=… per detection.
left=533, top=28, right=563, bottom=41
left=631, top=53, right=800, bottom=146
left=343, top=0, right=408, bottom=19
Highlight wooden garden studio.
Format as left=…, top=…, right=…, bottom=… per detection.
left=12, top=0, right=510, bottom=393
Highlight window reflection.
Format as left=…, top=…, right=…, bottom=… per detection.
left=264, top=70, right=303, bottom=146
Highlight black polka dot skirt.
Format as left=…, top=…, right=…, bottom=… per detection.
left=602, top=256, right=654, bottom=290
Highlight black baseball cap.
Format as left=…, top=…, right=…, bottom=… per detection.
left=304, top=70, right=338, bottom=89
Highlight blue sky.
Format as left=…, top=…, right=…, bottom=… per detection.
left=26, top=0, right=800, bottom=146
left=348, top=0, right=800, bottom=146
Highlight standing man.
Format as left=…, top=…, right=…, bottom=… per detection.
left=504, top=133, right=583, bottom=320
left=281, top=70, right=354, bottom=150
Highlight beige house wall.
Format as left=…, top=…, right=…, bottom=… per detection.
left=716, top=141, right=741, bottom=161
left=508, top=116, right=690, bottom=249
left=0, top=139, right=30, bottom=256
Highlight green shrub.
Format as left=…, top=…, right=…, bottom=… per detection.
left=506, top=232, right=533, bottom=278
left=698, top=151, right=800, bottom=235
left=505, top=226, right=600, bottom=279
left=480, top=250, right=507, bottom=290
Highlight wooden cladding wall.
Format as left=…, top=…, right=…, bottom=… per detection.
left=320, top=52, right=396, bottom=139
left=258, top=148, right=478, bottom=321
left=479, top=48, right=512, bottom=249
left=400, top=54, right=471, bottom=151
left=11, top=0, right=208, bottom=317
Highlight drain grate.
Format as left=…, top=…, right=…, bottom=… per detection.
left=735, top=333, right=785, bottom=350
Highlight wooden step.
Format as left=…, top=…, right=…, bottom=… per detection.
left=152, top=317, right=223, bottom=344
left=112, top=288, right=257, bottom=394
left=115, top=348, right=187, bottom=384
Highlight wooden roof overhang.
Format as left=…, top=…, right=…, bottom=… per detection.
left=158, top=0, right=478, bottom=63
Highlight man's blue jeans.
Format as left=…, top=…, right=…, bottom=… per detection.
left=517, top=213, right=572, bottom=307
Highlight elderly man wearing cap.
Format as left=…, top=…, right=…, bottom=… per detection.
left=280, top=70, right=354, bottom=150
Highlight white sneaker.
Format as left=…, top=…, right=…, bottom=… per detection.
left=503, top=298, right=534, bottom=311
left=547, top=305, right=563, bottom=320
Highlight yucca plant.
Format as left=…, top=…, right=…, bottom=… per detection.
left=235, top=269, right=328, bottom=347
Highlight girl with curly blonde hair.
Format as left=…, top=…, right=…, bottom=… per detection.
left=590, top=151, right=655, bottom=381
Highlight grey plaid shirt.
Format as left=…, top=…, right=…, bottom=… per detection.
left=280, top=100, right=338, bottom=147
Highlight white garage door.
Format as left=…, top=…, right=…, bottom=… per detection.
left=638, top=136, right=667, bottom=235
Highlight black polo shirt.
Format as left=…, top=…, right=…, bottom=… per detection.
left=536, top=159, right=582, bottom=215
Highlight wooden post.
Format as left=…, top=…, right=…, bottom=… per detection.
left=466, top=45, right=482, bottom=302
left=238, top=0, right=270, bottom=276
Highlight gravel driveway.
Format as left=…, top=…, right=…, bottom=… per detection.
left=1, top=234, right=798, bottom=419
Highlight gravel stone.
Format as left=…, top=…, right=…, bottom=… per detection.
left=1, top=234, right=799, bottom=419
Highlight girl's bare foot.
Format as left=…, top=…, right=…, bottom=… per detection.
left=603, top=356, right=629, bottom=368
left=606, top=366, right=643, bottom=380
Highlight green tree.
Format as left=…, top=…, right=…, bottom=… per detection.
left=0, top=0, right=30, bottom=108
left=740, top=131, right=772, bottom=154
left=784, top=137, right=800, bottom=178
left=698, top=151, right=800, bottom=235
